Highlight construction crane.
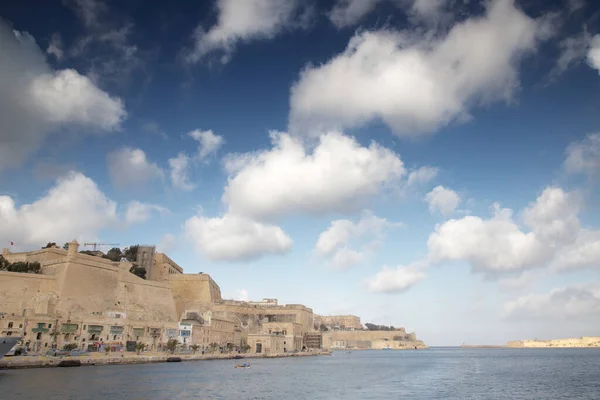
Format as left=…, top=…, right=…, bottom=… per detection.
left=83, top=243, right=120, bottom=251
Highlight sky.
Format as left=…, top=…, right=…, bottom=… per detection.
left=0, top=0, right=600, bottom=346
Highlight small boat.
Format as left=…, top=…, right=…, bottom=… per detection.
left=235, top=363, right=251, bottom=369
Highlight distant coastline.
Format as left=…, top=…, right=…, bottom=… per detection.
left=460, top=336, right=600, bottom=349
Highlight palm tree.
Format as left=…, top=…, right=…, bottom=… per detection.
left=166, top=339, right=178, bottom=354
left=135, top=342, right=146, bottom=355
left=190, top=344, right=200, bottom=354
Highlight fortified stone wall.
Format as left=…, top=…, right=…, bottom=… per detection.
left=322, top=330, right=421, bottom=348
left=169, top=274, right=222, bottom=317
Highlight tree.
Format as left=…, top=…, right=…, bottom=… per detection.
left=104, top=346, right=111, bottom=355
left=104, top=247, right=123, bottom=262
left=63, top=343, right=78, bottom=351
left=209, top=342, right=220, bottom=353
left=393, top=335, right=404, bottom=341
left=123, top=245, right=139, bottom=262
left=166, top=338, right=178, bottom=354
left=129, top=265, right=146, bottom=279
left=242, top=344, right=251, bottom=353
left=135, top=342, right=146, bottom=355
left=42, top=242, right=57, bottom=249
left=5, top=261, right=41, bottom=274
left=0, top=255, right=9, bottom=271
left=63, top=243, right=69, bottom=250
left=190, top=344, right=200, bottom=354
left=319, top=323, right=329, bottom=332
left=226, top=343, right=234, bottom=352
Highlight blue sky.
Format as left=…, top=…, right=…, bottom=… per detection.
left=1, top=0, right=600, bottom=346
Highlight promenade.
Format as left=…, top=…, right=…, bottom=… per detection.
left=0, top=350, right=331, bottom=370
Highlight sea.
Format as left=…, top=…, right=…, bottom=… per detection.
left=1, top=348, right=599, bottom=399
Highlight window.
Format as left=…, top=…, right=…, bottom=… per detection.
left=36, top=332, right=42, bottom=340
left=48, top=324, right=52, bottom=329
left=8, top=322, right=13, bottom=328
left=19, top=324, right=22, bottom=328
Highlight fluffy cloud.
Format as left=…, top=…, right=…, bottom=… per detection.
left=428, top=187, right=600, bottom=274
left=328, top=0, right=449, bottom=28
left=425, top=185, right=460, bottom=216
left=184, top=213, right=292, bottom=262
left=587, top=34, right=600, bottom=73
left=0, top=20, right=126, bottom=173
left=46, top=33, right=63, bottom=60
left=0, top=171, right=118, bottom=247
left=504, top=284, right=600, bottom=320
left=157, top=233, right=177, bottom=253
left=290, top=0, right=544, bottom=136
left=107, top=148, right=164, bottom=189
left=366, top=264, right=426, bottom=293
left=124, top=201, right=169, bottom=225
left=168, top=153, right=196, bottom=191
left=235, top=289, right=250, bottom=301
left=189, top=129, right=225, bottom=160
left=315, top=211, right=400, bottom=269
left=406, top=166, right=439, bottom=187
left=187, top=0, right=309, bottom=63
left=223, top=131, right=405, bottom=220
left=328, top=0, right=381, bottom=28
left=564, top=133, right=600, bottom=179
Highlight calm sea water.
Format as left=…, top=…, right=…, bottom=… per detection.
left=1, top=348, right=599, bottom=399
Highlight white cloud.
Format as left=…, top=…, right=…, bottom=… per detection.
left=315, top=211, right=400, bottom=269
left=223, top=131, right=405, bottom=220
left=168, top=153, right=196, bottom=191
left=290, top=0, right=544, bottom=137
left=235, top=289, right=250, bottom=301
left=407, top=166, right=439, bottom=187
left=328, top=0, right=381, bottom=28
left=504, top=284, right=600, bottom=321
left=124, top=201, right=169, bottom=225
left=425, top=185, right=460, bottom=216
left=157, top=233, right=177, bottom=253
left=187, top=0, right=309, bottom=63
left=565, top=133, right=600, bottom=179
left=366, top=264, right=426, bottom=293
left=189, top=129, right=225, bottom=160
left=107, top=148, right=164, bottom=189
left=184, top=213, right=292, bottom=262
left=427, top=187, right=600, bottom=275
left=587, top=34, right=600, bottom=73
left=327, top=0, right=449, bottom=28
left=46, top=33, right=63, bottom=60
left=0, top=21, right=126, bottom=172
left=0, top=171, right=118, bottom=247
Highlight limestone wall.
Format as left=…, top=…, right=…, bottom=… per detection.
left=322, top=330, right=421, bottom=348
left=0, top=271, right=57, bottom=316
left=169, top=274, right=222, bottom=316
left=2, top=247, right=66, bottom=264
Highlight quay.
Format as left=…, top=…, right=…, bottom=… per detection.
left=0, top=350, right=332, bottom=370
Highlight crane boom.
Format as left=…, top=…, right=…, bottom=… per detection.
left=83, top=242, right=120, bottom=251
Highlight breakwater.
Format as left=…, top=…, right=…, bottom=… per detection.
left=0, top=350, right=331, bottom=370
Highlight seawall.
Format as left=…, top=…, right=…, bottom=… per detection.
left=0, top=351, right=331, bottom=370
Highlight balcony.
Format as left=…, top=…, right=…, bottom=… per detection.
left=132, top=328, right=145, bottom=337
left=87, top=325, right=103, bottom=334
left=31, top=327, right=49, bottom=333
left=110, top=326, right=124, bottom=335
left=61, top=324, right=78, bottom=333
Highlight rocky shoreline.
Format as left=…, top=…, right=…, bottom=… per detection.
left=0, top=350, right=331, bottom=370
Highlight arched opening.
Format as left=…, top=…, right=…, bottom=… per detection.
left=255, top=342, right=262, bottom=353
left=36, top=332, right=42, bottom=340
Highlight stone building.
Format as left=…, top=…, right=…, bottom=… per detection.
left=314, top=314, right=363, bottom=330
left=0, top=241, right=316, bottom=353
